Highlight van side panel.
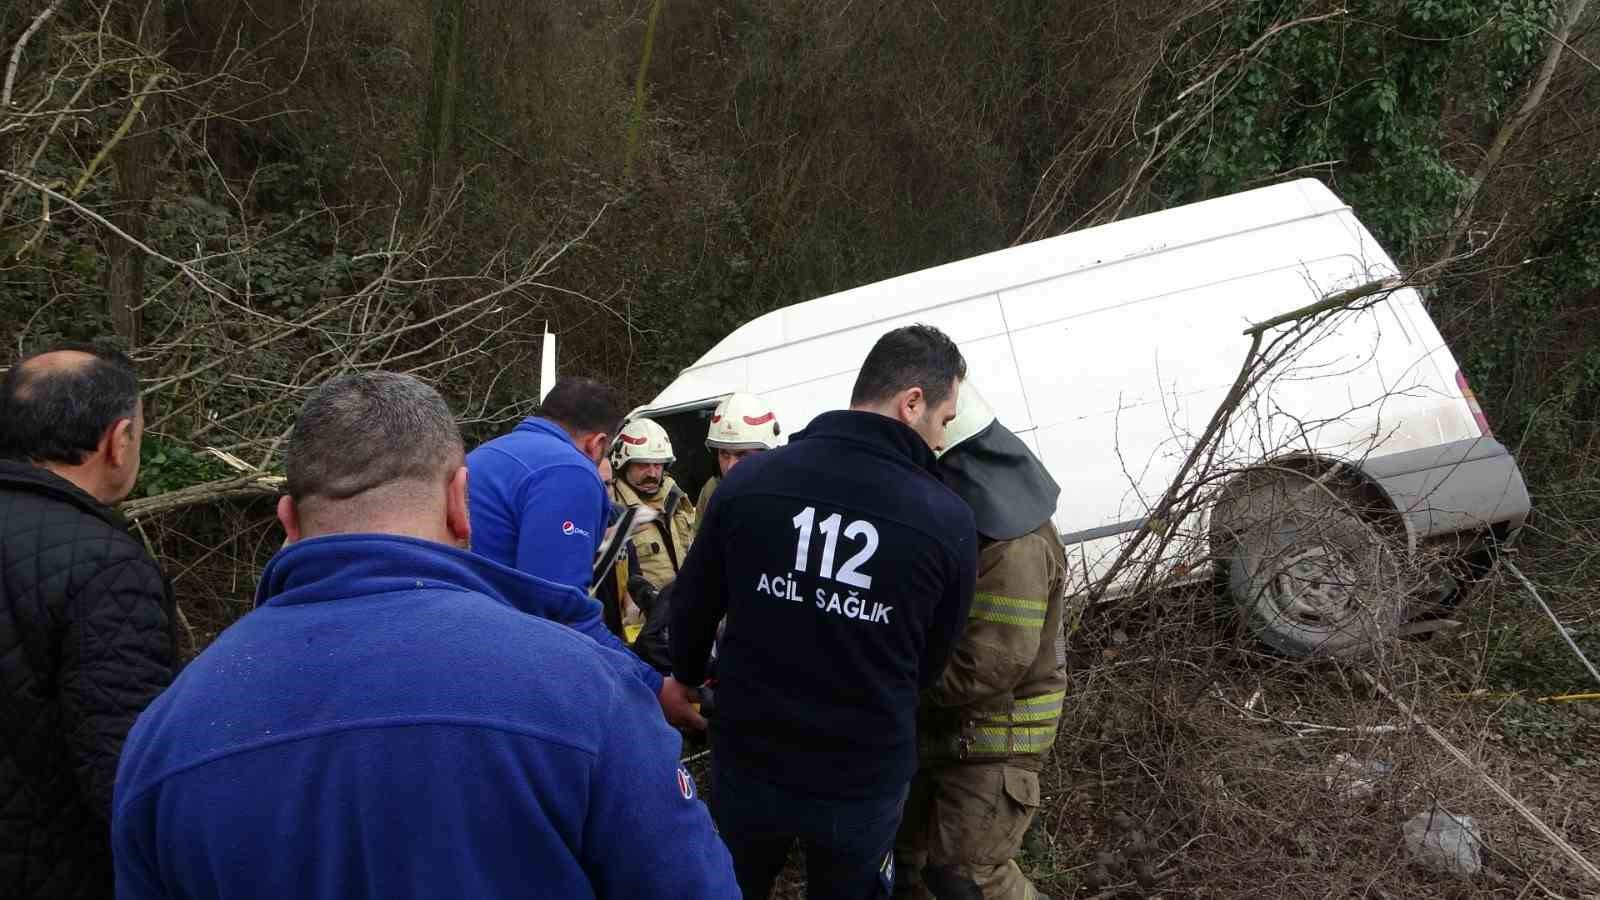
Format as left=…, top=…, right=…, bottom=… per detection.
left=689, top=180, right=1346, bottom=370
left=997, top=212, right=1381, bottom=333
left=709, top=295, right=1015, bottom=435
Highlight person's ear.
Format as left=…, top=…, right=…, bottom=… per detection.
left=446, top=465, right=472, bottom=548
left=582, top=432, right=610, bottom=464
left=897, top=387, right=925, bottom=424
left=277, top=495, right=304, bottom=546
left=105, top=418, right=136, bottom=469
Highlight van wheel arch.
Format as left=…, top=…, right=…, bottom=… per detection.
left=1208, top=455, right=1410, bottom=557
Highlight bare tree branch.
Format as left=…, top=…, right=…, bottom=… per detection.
left=1442, top=0, right=1593, bottom=262
left=122, top=473, right=285, bottom=520
left=2, top=0, right=64, bottom=111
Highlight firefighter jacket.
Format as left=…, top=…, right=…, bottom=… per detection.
left=695, top=476, right=720, bottom=517
left=920, top=521, right=1068, bottom=765
left=610, top=474, right=697, bottom=591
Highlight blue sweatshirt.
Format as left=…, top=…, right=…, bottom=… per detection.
left=465, top=422, right=660, bottom=691
left=671, top=410, right=978, bottom=798
left=467, top=417, right=610, bottom=592
left=113, top=535, right=733, bottom=900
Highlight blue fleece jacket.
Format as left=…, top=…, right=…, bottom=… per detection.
left=112, top=535, right=733, bottom=900
left=467, top=417, right=610, bottom=592
left=464, top=422, right=659, bottom=691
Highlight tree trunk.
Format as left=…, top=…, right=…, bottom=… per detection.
left=414, top=0, right=468, bottom=222
left=623, top=0, right=665, bottom=179
left=105, top=1, right=167, bottom=347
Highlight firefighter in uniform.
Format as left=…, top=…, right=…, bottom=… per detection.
left=697, top=392, right=782, bottom=513
left=895, top=383, right=1071, bottom=900
left=610, top=418, right=697, bottom=630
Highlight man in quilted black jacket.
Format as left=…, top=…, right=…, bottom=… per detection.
left=0, top=346, right=176, bottom=900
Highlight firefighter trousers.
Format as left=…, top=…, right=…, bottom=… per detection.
left=893, top=761, right=1043, bottom=900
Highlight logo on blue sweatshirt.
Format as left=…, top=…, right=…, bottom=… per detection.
left=676, top=766, right=695, bottom=800
left=561, top=520, right=592, bottom=539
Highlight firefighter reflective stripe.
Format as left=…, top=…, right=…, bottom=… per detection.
left=968, top=592, right=1047, bottom=626
left=967, top=691, right=1066, bottom=756
left=969, top=724, right=1057, bottom=755
left=1010, top=690, right=1065, bottom=724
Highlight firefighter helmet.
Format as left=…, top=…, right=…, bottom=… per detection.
left=705, top=392, right=782, bottom=451
left=936, top=380, right=996, bottom=458
left=611, top=418, right=675, bottom=468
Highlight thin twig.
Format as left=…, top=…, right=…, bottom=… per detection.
left=70, top=69, right=164, bottom=197
left=2, top=0, right=64, bottom=111
left=0, top=167, right=235, bottom=305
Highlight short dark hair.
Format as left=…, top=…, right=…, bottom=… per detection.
left=286, top=372, right=462, bottom=501
left=539, top=376, right=625, bottom=436
left=850, top=324, right=967, bottom=410
left=0, top=345, right=141, bottom=465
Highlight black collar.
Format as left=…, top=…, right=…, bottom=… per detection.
left=791, top=410, right=939, bottom=476
left=0, top=459, right=128, bottom=530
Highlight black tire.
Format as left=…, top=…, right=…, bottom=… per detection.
left=1221, top=474, right=1403, bottom=659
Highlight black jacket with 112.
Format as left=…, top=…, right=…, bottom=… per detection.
left=671, top=410, right=978, bottom=799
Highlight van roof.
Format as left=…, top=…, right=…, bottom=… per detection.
left=684, top=179, right=1346, bottom=374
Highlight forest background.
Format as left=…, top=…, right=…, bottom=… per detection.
left=4, top=0, right=1600, bottom=894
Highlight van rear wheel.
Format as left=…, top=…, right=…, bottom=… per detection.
left=1219, top=473, right=1404, bottom=659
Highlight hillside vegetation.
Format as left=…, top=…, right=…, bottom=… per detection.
left=5, top=1, right=1599, bottom=894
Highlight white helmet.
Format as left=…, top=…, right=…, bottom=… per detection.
left=936, top=380, right=996, bottom=458
left=706, top=392, right=782, bottom=451
left=612, top=418, right=675, bottom=468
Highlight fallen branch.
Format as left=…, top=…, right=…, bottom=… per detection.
left=122, top=473, right=285, bottom=520
left=1362, top=671, right=1600, bottom=887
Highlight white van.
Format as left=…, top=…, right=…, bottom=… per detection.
left=629, top=179, right=1530, bottom=657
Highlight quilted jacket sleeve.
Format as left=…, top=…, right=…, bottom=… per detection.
left=61, top=558, right=175, bottom=821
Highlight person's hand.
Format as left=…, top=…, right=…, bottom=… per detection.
left=658, top=676, right=707, bottom=731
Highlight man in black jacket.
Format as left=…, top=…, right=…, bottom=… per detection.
left=671, top=324, right=979, bottom=900
left=0, top=346, right=176, bottom=900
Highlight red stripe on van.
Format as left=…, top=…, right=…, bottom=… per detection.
left=1455, top=369, right=1494, bottom=438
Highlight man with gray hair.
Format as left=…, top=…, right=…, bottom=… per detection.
left=112, top=372, right=738, bottom=900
